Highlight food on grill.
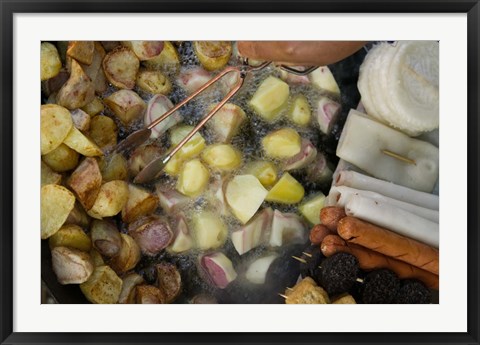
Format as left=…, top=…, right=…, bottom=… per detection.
left=40, top=40, right=439, bottom=305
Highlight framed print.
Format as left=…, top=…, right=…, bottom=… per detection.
left=1, top=1, right=479, bottom=344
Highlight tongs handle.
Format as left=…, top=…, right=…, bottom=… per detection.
left=133, top=68, right=246, bottom=184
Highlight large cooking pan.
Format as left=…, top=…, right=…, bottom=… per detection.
left=41, top=44, right=366, bottom=304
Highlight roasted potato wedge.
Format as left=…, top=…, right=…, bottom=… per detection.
left=121, top=184, right=159, bottom=223
left=42, top=143, right=79, bottom=172
left=135, top=285, right=166, bottom=304
left=81, top=97, right=104, bottom=116
left=70, top=109, right=91, bottom=132
left=40, top=104, right=73, bottom=155
left=102, top=46, right=139, bottom=89
left=118, top=273, right=145, bottom=304
left=49, top=224, right=92, bottom=252
left=99, top=153, right=128, bottom=182
left=41, top=42, right=62, bottom=81
left=90, top=220, right=122, bottom=258
left=194, top=41, right=232, bottom=71
left=80, top=265, right=123, bottom=304
left=104, top=90, right=146, bottom=125
left=87, top=180, right=129, bottom=219
left=51, top=246, right=94, bottom=285
left=143, top=41, right=180, bottom=71
left=89, top=115, right=118, bottom=150
left=41, top=161, right=62, bottom=186
left=109, top=234, right=141, bottom=274
left=56, top=59, right=95, bottom=109
left=63, top=126, right=103, bottom=157
left=136, top=69, right=172, bottom=95
left=65, top=201, right=90, bottom=228
left=41, top=184, right=76, bottom=239
left=80, top=42, right=105, bottom=83
left=68, top=157, right=102, bottom=210
left=66, top=41, right=95, bottom=65
left=122, top=41, right=164, bottom=61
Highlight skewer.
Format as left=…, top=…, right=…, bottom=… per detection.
left=292, top=256, right=307, bottom=264
left=278, top=293, right=288, bottom=300
left=356, top=278, right=364, bottom=284
left=302, top=252, right=313, bottom=258
left=381, top=149, right=416, bottom=165
left=286, top=287, right=294, bottom=291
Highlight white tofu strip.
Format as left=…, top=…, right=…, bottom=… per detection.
left=336, top=110, right=439, bottom=192
left=344, top=194, right=439, bottom=248
left=330, top=185, right=439, bottom=223
left=336, top=170, right=439, bottom=210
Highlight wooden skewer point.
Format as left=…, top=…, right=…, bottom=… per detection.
left=356, top=278, right=364, bottom=284
left=302, top=252, right=313, bottom=258
left=381, top=149, right=416, bottom=165
left=292, top=256, right=307, bottom=264
left=278, top=293, right=288, bottom=299
left=286, top=287, right=294, bottom=291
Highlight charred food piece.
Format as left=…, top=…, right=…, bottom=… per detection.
left=155, top=262, right=182, bottom=303
left=299, top=244, right=325, bottom=283
left=318, top=252, right=359, bottom=296
left=361, top=269, right=401, bottom=304
left=394, top=279, right=431, bottom=304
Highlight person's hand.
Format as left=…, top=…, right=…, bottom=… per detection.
left=237, top=41, right=366, bottom=66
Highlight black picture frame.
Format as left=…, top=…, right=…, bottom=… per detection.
left=1, top=1, right=479, bottom=344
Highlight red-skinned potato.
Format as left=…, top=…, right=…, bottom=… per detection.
left=128, top=215, right=173, bottom=256
left=90, top=220, right=122, bottom=258
left=51, top=246, right=94, bottom=285
left=122, top=41, right=164, bottom=61
left=108, top=233, right=141, bottom=274
left=127, top=145, right=163, bottom=178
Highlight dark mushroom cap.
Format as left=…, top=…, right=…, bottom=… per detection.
left=394, top=279, right=431, bottom=304
left=319, top=252, right=359, bottom=296
left=362, top=269, right=400, bottom=304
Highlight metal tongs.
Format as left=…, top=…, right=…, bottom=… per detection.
left=117, top=58, right=318, bottom=184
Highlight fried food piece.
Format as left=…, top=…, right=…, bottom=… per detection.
left=284, top=277, right=329, bottom=304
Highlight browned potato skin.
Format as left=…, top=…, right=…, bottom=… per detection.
left=81, top=42, right=105, bottom=83
left=51, top=246, right=94, bottom=285
left=42, top=143, right=79, bottom=172
left=109, top=233, right=141, bottom=274
left=122, top=41, right=164, bottom=61
left=65, top=201, right=90, bottom=228
left=70, top=109, right=91, bottom=132
left=81, top=97, right=104, bottom=116
left=90, top=220, right=122, bottom=258
left=127, top=145, right=163, bottom=178
left=68, top=157, right=102, bottom=210
left=99, top=153, right=128, bottom=182
left=136, top=69, right=172, bottom=95
left=89, top=115, right=118, bottom=150
left=41, top=161, right=62, bottom=186
left=135, top=285, right=166, bottom=304
left=49, top=224, right=92, bottom=252
left=67, top=41, right=95, bottom=65
left=104, top=90, right=146, bottom=125
left=80, top=265, right=123, bottom=304
left=194, top=41, right=232, bottom=71
left=101, top=41, right=121, bottom=52
left=118, top=273, right=145, bottom=304
left=41, top=68, right=69, bottom=96
left=121, top=184, right=159, bottom=223
left=102, top=46, right=139, bottom=89
left=56, top=59, right=95, bottom=110
left=156, top=262, right=182, bottom=303
left=143, top=41, right=180, bottom=71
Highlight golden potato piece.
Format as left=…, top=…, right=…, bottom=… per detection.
left=65, top=201, right=90, bottom=228
left=201, top=144, right=242, bottom=171
left=41, top=42, right=62, bottom=81
left=87, top=180, right=129, bottom=219
left=41, top=161, right=62, bottom=186
left=41, top=184, right=76, bottom=239
left=109, top=234, right=141, bottom=274
left=122, top=41, right=164, bottom=61
left=194, top=41, right=232, bottom=71
left=49, top=224, right=92, bottom=252
left=40, top=104, right=73, bottom=155
left=143, top=41, right=180, bottom=71
left=81, top=97, right=104, bottom=116
left=80, top=265, right=123, bottom=304
left=63, top=126, right=103, bottom=157
left=121, top=184, right=159, bottom=223
left=262, top=128, right=301, bottom=159
left=42, top=143, right=79, bottom=172
left=68, top=157, right=102, bottom=210
left=89, top=248, right=105, bottom=267
left=99, top=153, right=128, bottom=182
left=104, top=90, right=146, bottom=125
left=89, top=115, right=118, bottom=150
left=135, top=285, right=166, bottom=304
left=67, top=41, right=95, bottom=65
left=136, top=69, right=172, bottom=95
left=56, top=59, right=95, bottom=110
left=176, top=159, right=209, bottom=198
left=102, top=46, right=139, bottom=89
left=118, top=273, right=144, bottom=304
left=70, top=109, right=91, bottom=132
left=80, top=42, right=105, bottom=83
